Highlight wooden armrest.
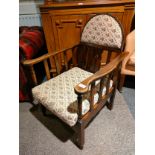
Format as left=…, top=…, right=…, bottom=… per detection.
left=74, top=52, right=129, bottom=94
left=22, top=53, right=52, bottom=66
left=22, top=43, right=79, bottom=66
left=21, top=43, right=79, bottom=86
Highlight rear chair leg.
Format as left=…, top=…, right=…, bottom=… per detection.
left=41, top=104, right=47, bottom=116
left=118, top=75, right=125, bottom=92
left=107, top=91, right=116, bottom=110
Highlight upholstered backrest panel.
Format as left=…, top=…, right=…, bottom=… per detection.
left=81, top=14, right=123, bottom=49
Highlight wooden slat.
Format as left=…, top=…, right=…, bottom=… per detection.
left=77, top=94, right=83, bottom=119
left=99, top=78, right=105, bottom=102
left=53, top=55, right=60, bottom=75
left=43, top=59, right=51, bottom=80
left=85, top=46, right=89, bottom=70
left=63, top=50, right=68, bottom=70
left=112, top=67, right=119, bottom=84
left=106, top=50, right=112, bottom=63
left=89, top=82, right=95, bottom=111
left=30, top=66, right=38, bottom=86
left=72, top=46, right=78, bottom=67
left=105, top=73, right=113, bottom=95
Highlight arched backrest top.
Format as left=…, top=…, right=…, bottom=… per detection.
left=81, top=14, right=124, bottom=50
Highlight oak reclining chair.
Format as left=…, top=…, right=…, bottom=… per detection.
left=23, top=14, right=128, bottom=149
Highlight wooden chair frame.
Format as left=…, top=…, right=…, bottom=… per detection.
left=22, top=43, right=128, bottom=149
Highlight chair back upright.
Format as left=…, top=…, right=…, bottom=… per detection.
left=77, top=14, right=124, bottom=73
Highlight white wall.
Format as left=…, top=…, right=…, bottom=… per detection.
left=19, top=1, right=44, bottom=26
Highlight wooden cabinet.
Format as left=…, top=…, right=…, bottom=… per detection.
left=51, top=14, right=87, bottom=49
left=40, top=0, right=135, bottom=71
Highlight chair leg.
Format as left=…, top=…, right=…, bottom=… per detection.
left=78, top=127, right=84, bottom=149
left=41, top=104, right=47, bottom=116
left=107, top=90, right=116, bottom=110
left=118, top=74, right=126, bottom=92
left=73, top=123, right=85, bottom=149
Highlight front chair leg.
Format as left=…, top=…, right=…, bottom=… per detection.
left=77, top=126, right=84, bottom=149
left=73, top=122, right=85, bottom=149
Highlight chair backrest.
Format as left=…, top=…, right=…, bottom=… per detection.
left=81, top=14, right=124, bottom=51
left=77, top=14, right=124, bottom=73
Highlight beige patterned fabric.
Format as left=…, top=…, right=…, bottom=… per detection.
left=32, top=67, right=113, bottom=127
left=32, top=67, right=93, bottom=126
left=81, top=14, right=123, bottom=49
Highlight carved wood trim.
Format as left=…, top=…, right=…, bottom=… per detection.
left=55, top=19, right=84, bottom=28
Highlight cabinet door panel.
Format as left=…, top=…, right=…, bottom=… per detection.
left=52, top=15, right=86, bottom=50
left=50, top=15, right=86, bottom=71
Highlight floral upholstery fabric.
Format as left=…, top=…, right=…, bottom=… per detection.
left=32, top=67, right=93, bottom=126
left=32, top=67, right=113, bottom=127
left=81, top=14, right=123, bottom=49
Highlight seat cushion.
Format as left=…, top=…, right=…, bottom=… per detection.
left=32, top=67, right=93, bottom=126
left=32, top=67, right=113, bottom=126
